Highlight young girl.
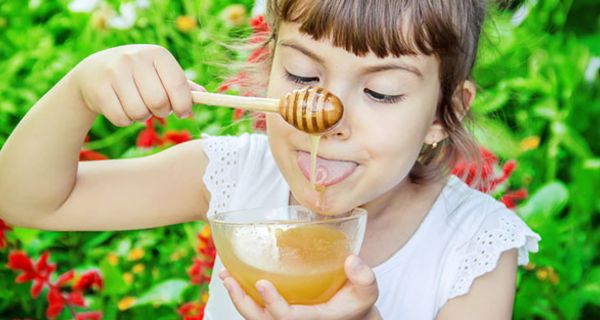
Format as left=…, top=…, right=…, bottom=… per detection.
left=0, top=0, right=540, bottom=319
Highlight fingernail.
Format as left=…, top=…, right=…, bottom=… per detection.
left=223, top=280, right=232, bottom=292
left=189, top=81, right=205, bottom=92
left=350, top=255, right=365, bottom=273
left=256, top=284, right=266, bottom=298
left=180, top=111, right=192, bottom=119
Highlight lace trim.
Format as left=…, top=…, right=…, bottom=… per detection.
left=202, top=135, right=240, bottom=217
left=448, top=212, right=540, bottom=299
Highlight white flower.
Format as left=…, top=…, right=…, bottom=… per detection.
left=511, top=0, right=538, bottom=26
left=184, top=69, right=198, bottom=81
left=29, top=0, right=42, bottom=9
left=585, top=57, right=600, bottom=83
left=108, top=2, right=137, bottom=30
left=68, top=0, right=102, bottom=13
left=252, top=0, right=267, bottom=17
left=136, top=0, right=150, bottom=9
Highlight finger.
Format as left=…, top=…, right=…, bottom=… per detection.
left=219, top=268, right=230, bottom=281
left=132, top=61, right=172, bottom=118
left=96, top=84, right=133, bottom=127
left=255, top=280, right=294, bottom=318
left=153, top=50, right=193, bottom=118
left=344, top=255, right=378, bottom=302
left=188, top=79, right=206, bottom=92
left=222, top=276, right=269, bottom=320
left=255, top=280, right=325, bottom=319
left=111, top=69, right=152, bottom=122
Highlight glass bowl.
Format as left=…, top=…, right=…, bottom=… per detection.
left=208, top=205, right=367, bottom=305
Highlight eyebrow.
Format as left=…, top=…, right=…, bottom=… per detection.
left=362, top=63, right=423, bottom=78
left=279, top=40, right=325, bottom=64
left=279, top=40, right=423, bottom=78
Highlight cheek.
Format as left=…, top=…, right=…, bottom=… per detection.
left=359, top=105, right=433, bottom=179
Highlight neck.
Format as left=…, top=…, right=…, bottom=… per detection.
left=363, top=177, right=444, bottom=224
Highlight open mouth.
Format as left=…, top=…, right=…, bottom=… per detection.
left=297, top=151, right=358, bottom=187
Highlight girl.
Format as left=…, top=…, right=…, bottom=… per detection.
left=0, top=0, right=540, bottom=319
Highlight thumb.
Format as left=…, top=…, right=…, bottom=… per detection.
left=188, top=79, right=206, bottom=92
left=345, top=255, right=378, bottom=301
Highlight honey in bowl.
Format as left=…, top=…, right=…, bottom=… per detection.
left=209, top=206, right=367, bottom=306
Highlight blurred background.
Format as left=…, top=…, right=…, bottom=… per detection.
left=0, top=0, right=598, bottom=319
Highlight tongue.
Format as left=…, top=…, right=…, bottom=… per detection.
left=297, top=151, right=358, bottom=187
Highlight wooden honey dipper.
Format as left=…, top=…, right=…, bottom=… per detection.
left=191, top=86, right=343, bottom=134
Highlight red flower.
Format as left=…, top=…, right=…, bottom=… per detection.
left=253, top=112, right=267, bottom=131
left=233, top=108, right=245, bottom=120
left=452, top=147, right=496, bottom=190
left=188, top=258, right=213, bottom=285
left=67, top=290, right=87, bottom=307
left=75, top=311, right=103, bottom=320
left=247, top=46, right=270, bottom=63
left=46, top=286, right=65, bottom=318
left=164, top=131, right=192, bottom=145
left=0, top=218, right=12, bottom=249
left=8, top=251, right=56, bottom=298
left=197, top=230, right=216, bottom=262
left=73, top=270, right=104, bottom=291
left=7, top=251, right=38, bottom=283
left=136, top=126, right=163, bottom=148
left=79, top=149, right=109, bottom=161
left=178, top=302, right=205, bottom=320
left=56, top=270, right=75, bottom=287
left=136, top=117, right=168, bottom=148
left=500, top=189, right=528, bottom=209
left=7, top=251, right=103, bottom=319
left=249, top=15, right=269, bottom=34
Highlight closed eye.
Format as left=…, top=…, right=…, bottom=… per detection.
left=285, top=70, right=319, bottom=85
left=364, top=88, right=405, bottom=104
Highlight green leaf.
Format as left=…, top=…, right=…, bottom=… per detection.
left=82, top=232, right=115, bottom=251
left=474, top=118, right=521, bottom=158
left=10, top=227, right=41, bottom=247
left=581, top=267, right=600, bottom=305
left=475, top=90, right=510, bottom=115
left=518, top=181, right=569, bottom=219
left=99, top=259, right=128, bottom=295
left=132, top=279, right=191, bottom=308
left=560, top=125, right=593, bottom=159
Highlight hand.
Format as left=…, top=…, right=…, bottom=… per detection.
left=70, top=44, right=204, bottom=126
left=220, top=255, right=380, bottom=320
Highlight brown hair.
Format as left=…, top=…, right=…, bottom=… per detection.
left=247, top=0, right=487, bottom=184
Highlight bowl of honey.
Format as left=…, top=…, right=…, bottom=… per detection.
left=208, top=205, right=367, bottom=305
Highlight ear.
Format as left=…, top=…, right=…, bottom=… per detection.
left=424, top=80, right=476, bottom=145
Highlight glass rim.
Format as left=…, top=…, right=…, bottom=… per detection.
left=207, top=205, right=367, bottom=226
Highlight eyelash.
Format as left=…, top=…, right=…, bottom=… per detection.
left=284, top=70, right=405, bottom=104
left=284, top=70, right=319, bottom=85
left=363, top=88, right=406, bottom=104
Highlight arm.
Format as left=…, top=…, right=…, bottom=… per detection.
left=0, top=45, right=210, bottom=231
left=436, top=249, right=518, bottom=320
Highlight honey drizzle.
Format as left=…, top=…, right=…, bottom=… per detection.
left=309, top=135, right=327, bottom=212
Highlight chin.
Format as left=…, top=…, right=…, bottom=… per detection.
left=292, top=183, right=362, bottom=216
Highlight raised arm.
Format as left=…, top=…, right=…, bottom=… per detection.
left=0, top=45, right=211, bottom=231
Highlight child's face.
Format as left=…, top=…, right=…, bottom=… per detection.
left=266, top=23, right=444, bottom=214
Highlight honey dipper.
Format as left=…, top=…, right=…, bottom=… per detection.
left=191, top=86, right=343, bottom=134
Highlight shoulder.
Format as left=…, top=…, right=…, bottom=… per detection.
left=437, top=176, right=541, bottom=300
left=201, top=133, right=282, bottom=216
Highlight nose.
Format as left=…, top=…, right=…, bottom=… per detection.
left=321, top=89, right=351, bottom=140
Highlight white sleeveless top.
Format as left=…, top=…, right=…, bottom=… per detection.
left=202, top=134, right=540, bottom=319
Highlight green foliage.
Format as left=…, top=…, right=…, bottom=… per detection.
left=0, top=0, right=598, bottom=319
left=472, top=1, right=599, bottom=318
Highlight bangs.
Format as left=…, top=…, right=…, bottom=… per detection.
left=268, top=0, right=462, bottom=58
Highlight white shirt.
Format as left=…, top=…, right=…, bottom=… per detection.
left=202, top=134, right=540, bottom=319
